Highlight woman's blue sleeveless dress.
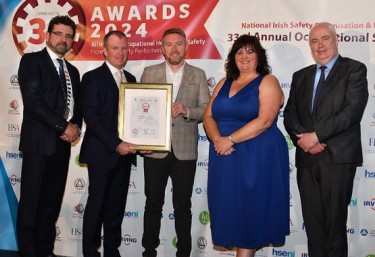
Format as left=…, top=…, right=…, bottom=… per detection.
left=207, top=76, right=290, bottom=248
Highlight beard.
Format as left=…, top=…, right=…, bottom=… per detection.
left=166, top=53, right=184, bottom=65
left=48, top=41, right=70, bottom=56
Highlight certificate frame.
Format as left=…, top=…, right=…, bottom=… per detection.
left=118, top=82, right=172, bottom=151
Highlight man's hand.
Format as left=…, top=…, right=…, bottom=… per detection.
left=60, top=123, right=80, bottom=142
left=297, top=132, right=319, bottom=152
left=116, top=141, right=137, bottom=155
left=172, top=102, right=188, bottom=118
left=308, top=143, right=327, bottom=155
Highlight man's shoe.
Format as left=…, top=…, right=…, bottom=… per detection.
left=44, top=253, right=57, bottom=257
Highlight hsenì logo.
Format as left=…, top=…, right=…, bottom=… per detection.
left=198, top=133, right=208, bottom=142
left=365, top=170, right=375, bottom=179
left=272, top=249, right=295, bottom=257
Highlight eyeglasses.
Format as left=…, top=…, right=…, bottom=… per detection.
left=51, top=31, right=74, bottom=40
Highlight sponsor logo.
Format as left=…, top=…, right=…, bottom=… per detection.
left=347, top=227, right=355, bottom=234
left=74, top=178, right=86, bottom=190
left=124, top=211, right=139, bottom=218
left=195, top=187, right=202, bottom=194
left=122, top=234, right=137, bottom=246
left=365, top=170, right=375, bottom=179
left=349, top=199, right=357, bottom=207
left=69, top=227, right=83, bottom=242
left=197, top=159, right=208, bottom=170
left=199, top=211, right=210, bottom=225
left=360, top=229, right=368, bottom=236
left=168, top=213, right=175, bottom=220
left=9, top=174, right=21, bottom=186
left=8, top=100, right=20, bottom=115
left=5, top=151, right=23, bottom=160
left=129, top=180, right=136, bottom=189
left=363, top=198, right=375, bottom=211
left=197, top=236, right=207, bottom=250
left=9, top=75, right=20, bottom=89
left=272, top=249, right=295, bottom=257
left=12, top=0, right=85, bottom=58
left=364, top=138, right=375, bottom=154
left=71, top=227, right=82, bottom=236
left=6, top=124, right=21, bottom=137
left=198, top=133, right=209, bottom=142
left=285, top=134, right=294, bottom=149
left=73, top=203, right=85, bottom=215
left=280, top=82, right=291, bottom=89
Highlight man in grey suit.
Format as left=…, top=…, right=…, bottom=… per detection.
left=140, top=28, right=210, bottom=257
left=284, top=22, right=368, bottom=257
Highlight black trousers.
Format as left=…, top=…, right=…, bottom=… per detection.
left=82, top=155, right=133, bottom=257
left=142, top=152, right=196, bottom=257
left=17, top=139, right=70, bottom=257
left=297, top=158, right=356, bottom=257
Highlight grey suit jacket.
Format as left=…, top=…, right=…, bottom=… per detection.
left=284, top=55, right=368, bottom=168
left=140, top=62, right=210, bottom=160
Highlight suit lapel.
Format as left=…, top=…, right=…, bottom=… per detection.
left=101, top=63, right=119, bottom=92
left=314, top=55, right=343, bottom=109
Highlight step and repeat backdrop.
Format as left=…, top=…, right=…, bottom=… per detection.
left=1, top=0, right=375, bottom=256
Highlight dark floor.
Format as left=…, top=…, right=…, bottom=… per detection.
left=0, top=251, right=19, bottom=257
left=0, top=251, right=67, bottom=257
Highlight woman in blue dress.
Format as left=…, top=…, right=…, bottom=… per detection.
left=203, top=35, right=289, bottom=257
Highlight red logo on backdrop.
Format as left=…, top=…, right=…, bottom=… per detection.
left=12, top=0, right=220, bottom=60
left=12, top=0, right=86, bottom=60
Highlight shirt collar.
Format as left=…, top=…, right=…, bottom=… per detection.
left=106, top=60, right=123, bottom=75
left=165, top=61, right=185, bottom=74
left=46, top=46, right=63, bottom=63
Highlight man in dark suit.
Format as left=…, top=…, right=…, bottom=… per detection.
left=79, top=30, right=137, bottom=257
left=140, top=28, right=210, bottom=257
left=284, top=22, right=368, bottom=257
left=17, top=15, right=82, bottom=257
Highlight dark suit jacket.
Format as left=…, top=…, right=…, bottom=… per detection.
left=284, top=55, right=368, bottom=168
left=18, top=48, right=82, bottom=156
left=140, top=62, right=210, bottom=160
left=79, top=63, right=136, bottom=169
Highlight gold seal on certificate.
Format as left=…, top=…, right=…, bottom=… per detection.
left=118, top=83, right=172, bottom=151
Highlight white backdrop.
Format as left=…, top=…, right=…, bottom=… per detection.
left=1, top=0, right=375, bottom=256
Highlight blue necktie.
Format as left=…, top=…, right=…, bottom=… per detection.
left=56, top=58, right=67, bottom=102
left=313, top=65, right=327, bottom=110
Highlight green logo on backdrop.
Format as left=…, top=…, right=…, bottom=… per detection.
left=199, top=211, right=210, bottom=225
left=285, top=135, right=294, bottom=149
left=172, top=236, right=177, bottom=248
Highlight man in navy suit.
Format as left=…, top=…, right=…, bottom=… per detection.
left=17, top=15, right=82, bottom=257
left=79, top=30, right=137, bottom=257
left=284, top=22, right=368, bottom=257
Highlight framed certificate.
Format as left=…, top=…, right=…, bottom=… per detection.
left=118, top=83, right=173, bottom=151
